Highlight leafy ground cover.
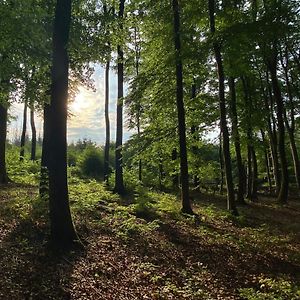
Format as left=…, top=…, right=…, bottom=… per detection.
left=0, top=177, right=299, bottom=299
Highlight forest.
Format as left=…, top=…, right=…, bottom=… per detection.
left=0, top=0, right=300, bottom=299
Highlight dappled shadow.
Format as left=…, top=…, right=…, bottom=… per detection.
left=121, top=215, right=300, bottom=299
left=1, top=183, right=299, bottom=299
left=0, top=188, right=85, bottom=300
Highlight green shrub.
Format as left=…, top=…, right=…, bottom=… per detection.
left=78, top=146, right=104, bottom=179
left=67, top=150, right=78, bottom=166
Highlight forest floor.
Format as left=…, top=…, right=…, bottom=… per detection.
left=0, top=178, right=300, bottom=299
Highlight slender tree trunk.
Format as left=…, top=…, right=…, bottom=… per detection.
left=229, top=77, right=246, bottom=204
left=259, top=70, right=280, bottom=194
left=0, top=104, right=9, bottom=184
left=219, top=135, right=225, bottom=194
left=40, top=104, right=50, bottom=197
left=191, top=82, right=200, bottom=188
left=264, top=78, right=280, bottom=195
left=30, top=106, right=36, bottom=161
left=280, top=51, right=300, bottom=191
left=251, top=146, right=258, bottom=200
left=267, top=49, right=289, bottom=204
left=20, top=101, right=28, bottom=161
left=134, top=26, right=142, bottom=182
left=266, top=72, right=281, bottom=193
left=104, top=60, right=110, bottom=184
left=284, top=112, right=300, bottom=192
left=114, top=0, right=125, bottom=195
left=246, top=141, right=253, bottom=199
left=47, top=0, right=78, bottom=246
left=242, top=77, right=258, bottom=201
left=172, top=0, right=193, bottom=214
left=261, top=129, right=273, bottom=193
left=209, top=0, right=237, bottom=215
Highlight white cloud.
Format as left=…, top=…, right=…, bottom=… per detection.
left=8, top=64, right=133, bottom=145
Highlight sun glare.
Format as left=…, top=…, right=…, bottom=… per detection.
left=70, top=93, right=88, bottom=113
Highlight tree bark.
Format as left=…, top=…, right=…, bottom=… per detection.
left=259, top=69, right=279, bottom=195
left=285, top=112, right=300, bottom=192
left=242, top=77, right=256, bottom=201
left=191, top=82, right=200, bottom=188
left=219, top=134, right=225, bottom=194
left=104, top=60, right=110, bottom=184
left=30, top=106, right=36, bottom=161
left=172, top=0, right=193, bottom=214
left=266, top=72, right=281, bottom=193
left=134, top=26, right=142, bottom=182
left=208, top=0, right=237, bottom=215
left=261, top=129, right=273, bottom=193
left=267, top=49, right=289, bottom=204
left=229, top=77, right=246, bottom=204
left=40, top=103, right=50, bottom=197
left=20, top=101, right=28, bottom=161
left=114, top=0, right=125, bottom=195
left=246, top=140, right=253, bottom=199
left=251, top=146, right=258, bottom=200
left=280, top=50, right=300, bottom=191
left=0, top=104, right=9, bottom=184
left=47, top=0, right=78, bottom=246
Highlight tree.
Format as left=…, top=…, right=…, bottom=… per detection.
left=172, top=0, right=193, bottom=214
left=104, top=60, right=111, bottom=184
left=47, top=0, right=78, bottom=246
left=114, top=0, right=126, bottom=195
left=0, top=103, right=9, bottom=184
left=229, top=77, right=246, bottom=204
left=19, top=101, right=28, bottom=161
left=30, top=105, right=37, bottom=161
left=208, top=0, right=238, bottom=215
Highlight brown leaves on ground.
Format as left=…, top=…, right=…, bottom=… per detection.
left=0, top=183, right=299, bottom=299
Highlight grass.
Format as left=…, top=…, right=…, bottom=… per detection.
left=0, top=169, right=299, bottom=299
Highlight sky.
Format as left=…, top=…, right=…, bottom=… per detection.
left=8, top=65, right=133, bottom=146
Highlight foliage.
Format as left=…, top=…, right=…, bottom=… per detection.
left=6, top=146, right=40, bottom=184
left=1, top=158, right=300, bottom=298
left=77, top=146, right=104, bottom=180
left=239, top=276, right=300, bottom=300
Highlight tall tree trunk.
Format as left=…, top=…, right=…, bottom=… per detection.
left=104, top=60, right=110, bottom=184
left=134, top=26, right=142, bottom=182
left=242, top=77, right=256, bottom=201
left=172, top=0, right=193, bottom=214
left=280, top=50, right=300, bottom=191
left=267, top=49, right=289, bottom=204
left=251, top=146, right=258, bottom=200
left=114, top=0, right=125, bottom=195
left=191, top=82, right=200, bottom=188
left=261, top=129, right=273, bottom=193
left=30, top=106, right=36, bottom=161
left=208, top=0, right=237, bottom=215
left=20, top=101, right=28, bottom=161
left=266, top=72, right=281, bottom=193
left=229, top=77, right=246, bottom=204
left=219, top=134, right=225, bottom=194
left=47, top=0, right=77, bottom=246
left=0, top=104, right=9, bottom=184
left=259, top=69, right=280, bottom=194
left=246, top=141, right=253, bottom=199
left=40, top=104, right=50, bottom=197
left=284, top=112, right=300, bottom=192
left=261, top=74, right=280, bottom=195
